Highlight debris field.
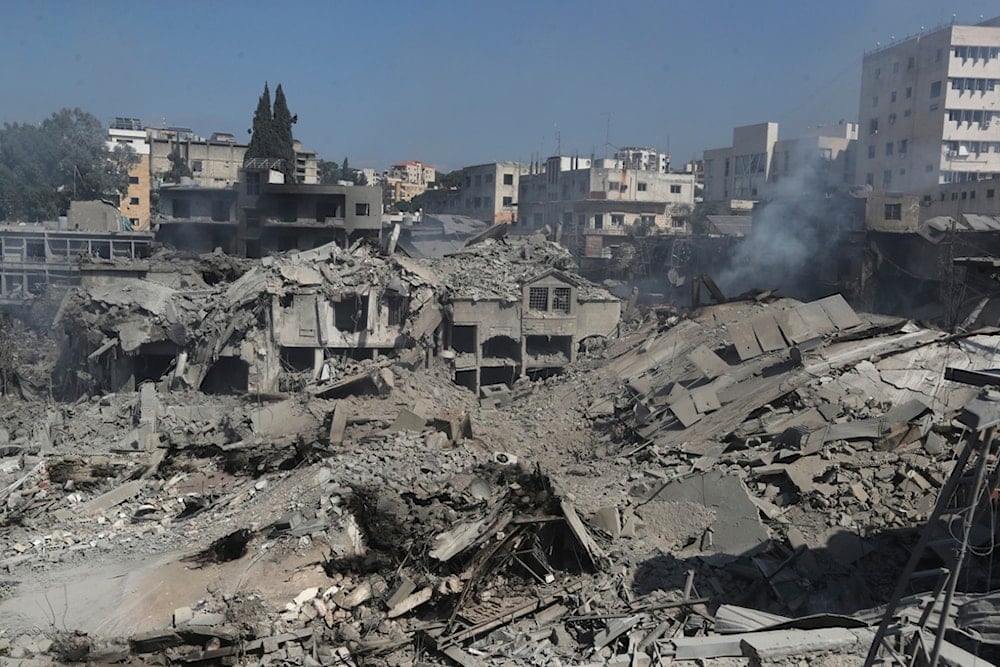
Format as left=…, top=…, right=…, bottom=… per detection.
left=2, top=235, right=1000, bottom=666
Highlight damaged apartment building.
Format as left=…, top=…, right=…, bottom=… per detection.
left=155, top=160, right=382, bottom=257
left=60, top=231, right=621, bottom=398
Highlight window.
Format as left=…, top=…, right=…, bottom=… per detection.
left=245, top=211, right=259, bottom=229
left=891, top=91, right=897, bottom=103
left=893, top=61, right=900, bottom=73
left=867, top=145, right=876, bottom=159
left=502, top=196, right=513, bottom=207
left=355, top=202, right=370, bottom=216
left=552, top=287, right=571, bottom=314
left=593, top=214, right=603, bottom=229
left=875, top=67, right=881, bottom=79
left=670, top=184, right=682, bottom=194
left=128, top=176, right=140, bottom=184
left=191, top=160, right=203, bottom=172
left=930, top=80, right=942, bottom=98
left=904, top=109, right=911, bottom=117
left=866, top=173, right=874, bottom=186
left=503, top=173, right=513, bottom=185
left=607, top=181, right=618, bottom=191
left=899, top=139, right=908, bottom=155
left=936, top=48, right=943, bottom=62
left=611, top=214, right=625, bottom=225
left=872, top=95, right=879, bottom=107
left=640, top=215, right=655, bottom=226
left=129, top=196, right=140, bottom=205
left=884, top=203, right=901, bottom=221
left=885, top=142, right=894, bottom=156
left=883, top=170, right=892, bottom=188
left=474, top=175, right=482, bottom=186
left=869, top=118, right=879, bottom=135
left=246, top=171, right=260, bottom=195
left=888, top=112, right=897, bottom=124
left=483, top=196, right=492, bottom=208
left=908, top=56, right=914, bottom=70
left=987, top=189, right=995, bottom=199
left=528, top=287, right=548, bottom=311
left=474, top=197, right=481, bottom=208
left=484, top=174, right=493, bottom=184
left=211, top=200, right=229, bottom=221
left=637, top=182, right=647, bottom=191
left=906, top=86, right=912, bottom=99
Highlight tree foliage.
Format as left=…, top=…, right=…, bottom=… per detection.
left=164, top=148, right=193, bottom=183
left=436, top=169, right=465, bottom=188
left=0, top=108, right=137, bottom=222
left=318, top=159, right=341, bottom=185
left=245, top=82, right=298, bottom=181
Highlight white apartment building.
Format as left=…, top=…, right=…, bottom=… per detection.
left=855, top=17, right=1000, bottom=194
left=703, top=122, right=857, bottom=202
left=613, top=147, right=670, bottom=173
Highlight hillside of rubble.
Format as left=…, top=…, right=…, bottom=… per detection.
left=3, top=241, right=1000, bottom=665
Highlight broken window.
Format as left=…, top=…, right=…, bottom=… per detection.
left=552, top=287, right=571, bottom=314
left=386, top=291, right=408, bottom=327
left=191, top=160, right=203, bottom=172
left=355, top=202, right=370, bottom=216
left=172, top=199, right=191, bottom=218
left=200, top=357, right=249, bottom=394
left=451, top=325, right=476, bottom=354
left=26, top=239, right=45, bottom=259
left=316, top=196, right=343, bottom=221
left=279, top=198, right=297, bottom=222
left=245, top=171, right=260, bottom=195
left=482, top=335, right=519, bottom=360
left=211, top=200, right=229, bottom=222
left=525, top=335, right=572, bottom=365
left=593, top=214, right=603, bottom=230
left=611, top=214, right=625, bottom=226
left=502, top=196, right=513, bottom=207
left=334, top=294, right=369, bottom=332
left=884, top=203, right=902, bottom=220
left=930, top=80, right=941, bottom=98
left=129, top=196, right=140, bottom=205
left=528, top=287, right=548, bottom=312
left=280, top=347, right=314, bottom=372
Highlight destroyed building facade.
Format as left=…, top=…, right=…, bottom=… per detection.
left=155, top=164, right=383, bottom=256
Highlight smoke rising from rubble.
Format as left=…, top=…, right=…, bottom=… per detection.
left=715, top=147, right=854, bottom=299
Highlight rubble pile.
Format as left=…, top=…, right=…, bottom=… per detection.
left=7, top=235, right=1000, bottom=665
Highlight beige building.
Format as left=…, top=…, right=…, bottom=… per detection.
left=855, top=17, right=1000, bottom=194
left=422, top=162, right=530, bottom=223
left=148, top=128, right=249, bottom=187
left=703, top=122, right=857, bottom=202
left=384, top=160, right=436, bottom=205
left=517, top=156, right=696, bottom=271
left=107, top=118, right=152, bottom=230
left=293, top=140, right=319, bottom=184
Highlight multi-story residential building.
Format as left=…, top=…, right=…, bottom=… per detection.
left=703, top=122, right=858, bottom=202
left=420, top=162, right=530, bottom=224
left=383, top=160, right=436, bottom=206
left=155, top=162, right=382, bottom=257
left=293, top=140, right=320, bottom=184
left=517, top=156, right=696, bottom=272
left=107, top=117, right=152, bottom=230
left=614, top=147, right=670, bottom=173
left=855, top=17, right=1000, bottom=194
left=148, top=127, right=249, bottom=187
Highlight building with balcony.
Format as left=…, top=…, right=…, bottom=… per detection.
left=107, top=117, right=152, bottom=230
left=419, top=162, right=530, bottom=224
left=855, top=17, right=1000, bottom=194
left=516, top=156, right=696, bottom=273
left=154, top=163, right=382, bottom=256
left=703, top=122, right=857, bottom=203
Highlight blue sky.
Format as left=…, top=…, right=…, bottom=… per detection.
left=1, top=1, right=996, bottom=172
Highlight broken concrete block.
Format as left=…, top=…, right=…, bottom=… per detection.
left=593, top=506, right=621, bottom=541
left=389, top=409, right=427, bottom=433
left=294, top=587, right=320, bottom=607
left=387, top=587, right=432, bottom=618
left=433, top=410, right=472, bottom=442
left=328, top=402, right=348, bottom=446
left=173, top=606, right=194, bottom=627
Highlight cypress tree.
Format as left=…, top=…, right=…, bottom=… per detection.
left=271, top=84, right=296, bottom=181
left=245, top=83, right=273, bottom=163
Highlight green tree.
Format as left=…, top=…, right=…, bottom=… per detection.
left=164, top=148, right=193, bottom=182
left=245, top=83, right=273, bottom=163
left=0, top=108, right=133, bottom=221
left=271, top=84, right=296, bottom=181
left=436, top=169, right=465, bottom=188
left=318, top=159, right=341, bottom=184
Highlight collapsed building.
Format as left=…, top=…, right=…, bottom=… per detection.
left=56, top=232, right=621, bottom=398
